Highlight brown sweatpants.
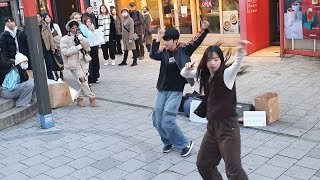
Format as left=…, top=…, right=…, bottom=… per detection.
left=196, top=117, right=248, bottom=180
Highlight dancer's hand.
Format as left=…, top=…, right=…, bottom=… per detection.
left=201, top=20, right=209, bottom=31
left=237, top=40, right=251, bottom=54
left=157, top=28, right=166, bottom=42
left=185, top=62, right=196, bottom=70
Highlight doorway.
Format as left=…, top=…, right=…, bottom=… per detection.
left=52, top=0, right=78, bottom=35
left=0, top=1, right=13, bottom=32
left=270, top=0, right=280, bottom=46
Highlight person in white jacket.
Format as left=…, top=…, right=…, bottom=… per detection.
left=60, top=20, right=97, bottom=107
left=180, top=41, right=250, bottom=180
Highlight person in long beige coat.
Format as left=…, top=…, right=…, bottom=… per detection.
left=143, top=6, right=153, bottom=52
left=118, top=8, right=138, bottom=67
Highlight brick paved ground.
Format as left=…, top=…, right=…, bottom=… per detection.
left=0, top=50, right=320, bottom=180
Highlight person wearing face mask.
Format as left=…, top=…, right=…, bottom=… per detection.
left=1, top=53, right=35, bottom=107
left=118, top=8, right=138, bottom=67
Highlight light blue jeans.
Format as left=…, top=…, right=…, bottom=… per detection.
left=152, top=91, right=189, bottom=150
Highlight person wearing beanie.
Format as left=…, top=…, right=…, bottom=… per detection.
left=118, top=8, right=138, bottom=67
left=60, top=20, right=97, bottom=107
left=1, top=53, right=35, bottom=107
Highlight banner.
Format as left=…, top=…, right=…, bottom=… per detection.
left=284, top=1, right=303, bottom=39
left=302, top=0, right=320, bottom=39
left=222, top=11, right=239, bottom=34
left=90, top=0, right=102, bottom=16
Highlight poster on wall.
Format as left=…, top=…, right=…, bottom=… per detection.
left=90, top=0, right=103, bottom=16
left=222, top=11, right=239, bottom=34
left=284, top=0, right=303, bottom=39
left=302, top=0, right=320, bottom=39
left=104, top=0, right=115, bottom=10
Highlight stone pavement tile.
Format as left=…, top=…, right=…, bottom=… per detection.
left=180, top=171, right=202, bottom=180
left=20, top=139, right=46, bottom=149
left=241, top=138, right=265, bottom=149
left=184, top=130, right=205, bottom=140
left=168, top=161, right=197, bottom=176
left=282, top=127, right=308, bottom=137
left=87, top=148, right=116, bottom=161
left=277, top=175, right=303, bottom=180
left=38, top=133, right=65, bottom=142
left=43, top=155, right=73, bottom=168
left=118, top=128, right=143, bottom=137
left=253, top=164, right=287, bottom=179
left=62, top=140, right=89, bottom=151
left=248, top=173, right=274, bottom=180
left=1, top=172, right=30, bottom=180
left=21, top=163, right=52, bottom=177
left=248, top=132, right=277, bottom=142
left=80, top=134, right=105, bottom=144
left=91, top=157, right=122, bottom=171
left=0, top=154, right=28, bottom=166
left=104, top=142, right=131, bottom=153
left=69, top=166, right=102, bottom=180
left=63, top=148, right=92, bottom=159
left=150, top=171, right=184, bottom=180
left=142, top=160, right=174, bottom=174
left=144, top=136, right=164, bottom=147
left=289, top=139, right=317, bottom=151
left=45, top=165, right=76, bottom=179
left=0, top=162, right=28, bottom=176
left=242, top=163, right=258, bottom=175
left=251, top=145, right=282, bottom=158
left=279, top=114, right=302, bottom=124
left=67, top=156, right=97, bottom=169
left=316, top=170, right=320, bottom=177
left=0, top=146, right=28, bottom=157
left=267, top=155, right=298, bottom=169
left=122, top=169, right=156, bottom=180
left=279, top=147, right=310, bottom=160
left=302, top=128, right=320, bottom=141
left=59, top=133, right=85, bottom=143
left=58, top=175, right=79, bottom=180
left=87, top=177, right=100, bottom=180
left=296, top=156, right=320, bottom=170
left=95, top=167, right=129, bottom=180
left=184, top=152, right=198, bottom=164
left=127, top=142, right=154, bottom=154
left=20, top=146, right=48, bottom=158
left=0, top=139, right=26, bottom=149
left=29, top=174, right=56, bottom=180
left=20, top=154, right=50, bottom=167
left=41, top=147, right=70, bottom=158
left=159, top=152, right=185, bottom=164
left=311, top=176, right=320, bottom=180
left=83, top=141, right=110, bottom=151
left=272, top=135, right=297, bottom=143
left=135, top=150, right=163, bottom=163
left=262, top=138, right=292, bottom=150
left=110, top=150, right=139, bottom=162
left=40, top=139, right=68, bottom=150
left=241, top=154, right=269, bottom=168
left=117, top=158, right=146, bottom=173
left=284, top=165, right=317, bottom=179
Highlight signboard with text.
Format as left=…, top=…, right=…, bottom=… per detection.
left=90, top=0, right=102, bottom=16
left=200, top=0, right=212, bottom=8
left=302, top=0, right=320, bottom=39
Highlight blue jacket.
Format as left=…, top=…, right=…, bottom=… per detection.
left=150, top=29, right=209, bottom=90
left=2, top=68, right=20, bottom=91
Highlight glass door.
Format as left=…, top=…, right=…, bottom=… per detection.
left=0, top=1, right=12, bottom=31
left=162, top=0, right=193, bottom=34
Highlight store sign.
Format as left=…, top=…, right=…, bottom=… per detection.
left=247, top=0, right=257, bottom=13
left=90, top=0, right=102, bottom=16
left=200, top=0, right=212, bottom=8
left=105, top=0, right=115, bottom=10
left=0, top=2, right=9, bottom=7
left=223, top=11, right=239, bottom=34
left=302, top=0, right=320, bottom=39
left=181, top=6, right=188, bottom=17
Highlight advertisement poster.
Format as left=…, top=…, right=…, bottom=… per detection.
left=302, top=0, right=320, bottom=39
left=222, top=11, right=239, bottom=34
left=90, top=0, right=102, bottom=16
left=284, top=0, right=303, bottom=39
left=200, top=0, right=212, bottom=8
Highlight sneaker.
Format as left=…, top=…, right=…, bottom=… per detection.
left=96, top=80, right=100, bottom=83
left=181, top=141, right=194, bottom=157
left=131, top=62, right=138, bottom=67
left=104, top=60, right=109, bottom=66
left=111, top=60, right=116, bottom=66
left=118, top=62, right=127, bottom=66
left=163, top=144, right=173, bottom=153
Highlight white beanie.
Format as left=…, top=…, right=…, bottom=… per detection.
left=15, top=52, right=28, bottom=65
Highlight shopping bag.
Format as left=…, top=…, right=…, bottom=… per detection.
left=48, top=82, right=73, bottom=109
left=189, top=99, right=207, bottom=124
left=254, top=92, right=280, bottom=124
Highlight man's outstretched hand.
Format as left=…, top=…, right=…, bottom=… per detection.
left=201, top=20, right=209, bottom=31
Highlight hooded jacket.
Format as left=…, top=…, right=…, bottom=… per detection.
left=0, top=26, right=21, bottom=59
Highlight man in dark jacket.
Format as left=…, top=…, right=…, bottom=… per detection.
left=0, top=17, right=21, bottom=60
left=129, top=2, right=144, bottom=59
left=150, top=21, right=209, bottom=157
left=82, top=5, right=98, bottom=28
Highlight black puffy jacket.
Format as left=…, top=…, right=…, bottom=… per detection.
left=0, top=29, right=21, bottom=59
left=0, top=51, right=14, bottom=84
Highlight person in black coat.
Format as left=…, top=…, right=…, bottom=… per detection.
left=0, top=17, right=21, bottom=60
left=17, top=29, right=32, bottom=70
left=0, top=50, right=14, bottom=84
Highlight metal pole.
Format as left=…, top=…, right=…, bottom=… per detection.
left=21, top=0, right=54, bottom=129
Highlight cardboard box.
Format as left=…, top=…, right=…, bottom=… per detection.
left=254, top=92, right=280, bottom=124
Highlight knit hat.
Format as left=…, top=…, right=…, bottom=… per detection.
left=15, top=53, right=28, bottom=65
left=65, top=20, right=79, bottom=32
left=121, top=8, right=129, bottom=13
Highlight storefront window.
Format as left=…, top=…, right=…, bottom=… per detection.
left=36, top=0, right=48, bottom=14
left=199, top=0, right=220, bottom=33
left=222, top=0, right=239, bottom=34
left=146, top=0, right=161, bottom=33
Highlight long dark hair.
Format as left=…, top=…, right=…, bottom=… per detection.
left=196, top=43, right=232, bottom=94
left=42, top=13, right=54, bottom=31
left=100, top=5, right=109, bottom=15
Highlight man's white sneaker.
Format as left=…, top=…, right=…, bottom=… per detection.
left=111, top=60, right=116, bottom=66
left=104, top=60, right=108, bottom=66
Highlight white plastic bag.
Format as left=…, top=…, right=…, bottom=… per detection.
left=92, top=28, right=105, bottom=46
left=69, top=87, right=78, bottom=102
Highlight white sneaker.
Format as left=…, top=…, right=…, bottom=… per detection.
left=111, top=60, right=116, bottom=66
left=104, top=60, right=108, bottom=66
